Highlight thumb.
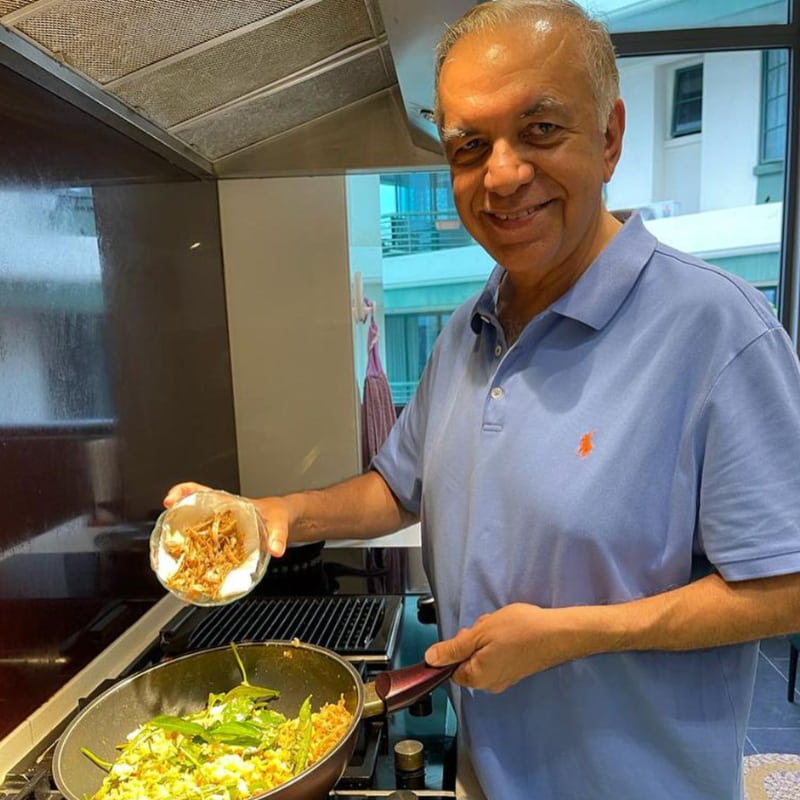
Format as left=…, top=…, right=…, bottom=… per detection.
left=251, top=499, right=290, bottom=558
left=266, top=523, right=288, bottom=558
left=425, top=629, right=475, bottom=667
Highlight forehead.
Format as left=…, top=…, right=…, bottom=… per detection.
left=437, top=20, right=590, bottom=126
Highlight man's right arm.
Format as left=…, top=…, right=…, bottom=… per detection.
left=164, top=470, right=416, bottom=557
left=257, top=470, right=416, bottom=556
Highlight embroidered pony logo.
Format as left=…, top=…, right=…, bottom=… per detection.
left=577, top=431, right=595, bottom=459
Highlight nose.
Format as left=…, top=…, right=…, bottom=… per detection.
left=484, top=140, right=535, bottom=197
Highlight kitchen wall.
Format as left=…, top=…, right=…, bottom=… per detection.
left=218, top=177, right=361, bottom=497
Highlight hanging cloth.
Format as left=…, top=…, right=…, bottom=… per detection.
left=361, top=299, right=397, bottom=470
left=360, top=299, right=404, bottom=590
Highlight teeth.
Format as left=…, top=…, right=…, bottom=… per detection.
left=494, top=204, right=544, bottom=220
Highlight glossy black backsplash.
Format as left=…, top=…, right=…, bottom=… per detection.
left=0, top=63, right=238, bottom=738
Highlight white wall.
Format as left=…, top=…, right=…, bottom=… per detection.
left=700, top=51, right=761, bottom=210
left=611, top=57, right=661, bottom=209
left=613, top=50, right=762, bottom=217
left=218, top=177, right=361, bottom=497
left=662, top=133, right=702, bottom=214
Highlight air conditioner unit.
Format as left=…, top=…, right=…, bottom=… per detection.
left=636, top=200, right=681, bottom=220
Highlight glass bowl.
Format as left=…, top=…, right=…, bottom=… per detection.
left=150, top=490, right=269, bottom=606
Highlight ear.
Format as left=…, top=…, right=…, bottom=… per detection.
left=603, top=98, right=625, bottom=183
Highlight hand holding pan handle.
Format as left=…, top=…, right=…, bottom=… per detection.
left=363, top=661, right=458, bottom=716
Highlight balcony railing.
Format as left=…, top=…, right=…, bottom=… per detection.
left=388, top=380, right=420, bottom=406
left=381, top=210, right=475, bottom=257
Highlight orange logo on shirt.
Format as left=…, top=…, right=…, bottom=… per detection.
left=577, top=431, right=595, bottom=458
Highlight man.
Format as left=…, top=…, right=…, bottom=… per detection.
left=166, top=1, right=800, bottom=797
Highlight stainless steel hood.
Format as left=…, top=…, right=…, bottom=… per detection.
left=0, top=0, right=473, bottom=175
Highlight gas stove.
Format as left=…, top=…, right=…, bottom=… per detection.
left=0, top=546, right=458, bottom=799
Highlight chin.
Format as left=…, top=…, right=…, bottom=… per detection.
left=487, top=240, right=556, bottom=273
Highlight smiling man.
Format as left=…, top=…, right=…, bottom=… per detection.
left=166, top=2, right=800, bottom=798
left=437, top=14, right=624, bottom=337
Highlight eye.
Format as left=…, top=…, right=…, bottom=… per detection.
left=523, top=122, right=560, bottom=139
left=450, top=138, right=488, bottom=165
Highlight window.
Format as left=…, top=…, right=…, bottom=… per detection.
left=385, top=312, right=452, bottom=405
left=671, top=64, right=703, bottom=137
left=759, top=285, right=778, bottom=308
left=761, top=50, right=788, bottom=164
left=379, top=172, right=474, bottom=257
left=610, top=50, right=785, bottom=321
left=573, top=0, right=788, bottom=32
left=347, top=172, right=492, bottom=410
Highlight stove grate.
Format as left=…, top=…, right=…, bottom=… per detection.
left=162, top=595, right=403, bottom=662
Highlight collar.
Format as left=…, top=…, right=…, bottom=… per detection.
left=470, top=213, right=657, bottom=334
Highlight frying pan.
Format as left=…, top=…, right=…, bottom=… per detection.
left=52, top=641, right=455, bottom=800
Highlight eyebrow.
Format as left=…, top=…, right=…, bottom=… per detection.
left=439, top=96, right=569, bottom=145
left=521, top=96, right=568, bottom=118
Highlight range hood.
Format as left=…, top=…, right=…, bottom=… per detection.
left=0, top=0, right=473, bottom=175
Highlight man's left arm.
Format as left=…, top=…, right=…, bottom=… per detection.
left=426, top=571, right=800, bottom=693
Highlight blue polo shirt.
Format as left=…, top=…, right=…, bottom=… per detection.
left=372, top=214, right=800, bottom=800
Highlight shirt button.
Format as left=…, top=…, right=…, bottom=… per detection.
left=494, top=344, right=503, bottom=357
left=490, top=386, right=504, bottom=400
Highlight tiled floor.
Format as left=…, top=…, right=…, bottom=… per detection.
left=746, top=635, right=800, bottom=754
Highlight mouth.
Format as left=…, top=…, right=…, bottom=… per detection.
left=487, top=199, right=553, bottom=221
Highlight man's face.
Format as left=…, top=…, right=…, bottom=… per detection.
left=438, top=21, right=623, bottom=284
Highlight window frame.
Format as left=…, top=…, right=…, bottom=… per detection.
left=761, top=48, right=789, bottom=164
left=671, top=63, right=704, bottom=137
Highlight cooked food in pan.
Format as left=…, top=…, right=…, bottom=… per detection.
left=81, top=645, right=353, bottom=800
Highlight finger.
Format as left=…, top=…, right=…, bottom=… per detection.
left=425, top=628, right=476, bottom=667
left=450, top=656, right=508, bottom=692
left=163, top=482, right=207, bottom=508
left=450, top=662, right=473, bottom=688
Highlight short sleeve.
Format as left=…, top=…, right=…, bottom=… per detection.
left=697, top=326, right=800, bottom=580
left=371, top=348, right=439, bottom=516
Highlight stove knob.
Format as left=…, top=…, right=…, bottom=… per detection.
left=416, top=594, right=437, bottom=624
left=394, top=738, right=425, bottom=772
left=394, top=738, right=426, bottom=790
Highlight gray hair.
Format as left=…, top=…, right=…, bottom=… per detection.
left=434, top=0, right=620, bottom=132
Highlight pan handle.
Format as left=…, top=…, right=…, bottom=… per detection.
left=372, top=661, right=457, bottom=714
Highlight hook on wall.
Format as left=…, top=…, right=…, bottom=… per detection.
left=352, top=271, right=371, bottom=323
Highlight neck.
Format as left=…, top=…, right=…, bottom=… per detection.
left=496, top=275, right=536, bottom=345
left=496, top=211, right=622, bottom=343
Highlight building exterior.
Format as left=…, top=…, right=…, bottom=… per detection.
left=352, top=1, right=790, bottom=404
